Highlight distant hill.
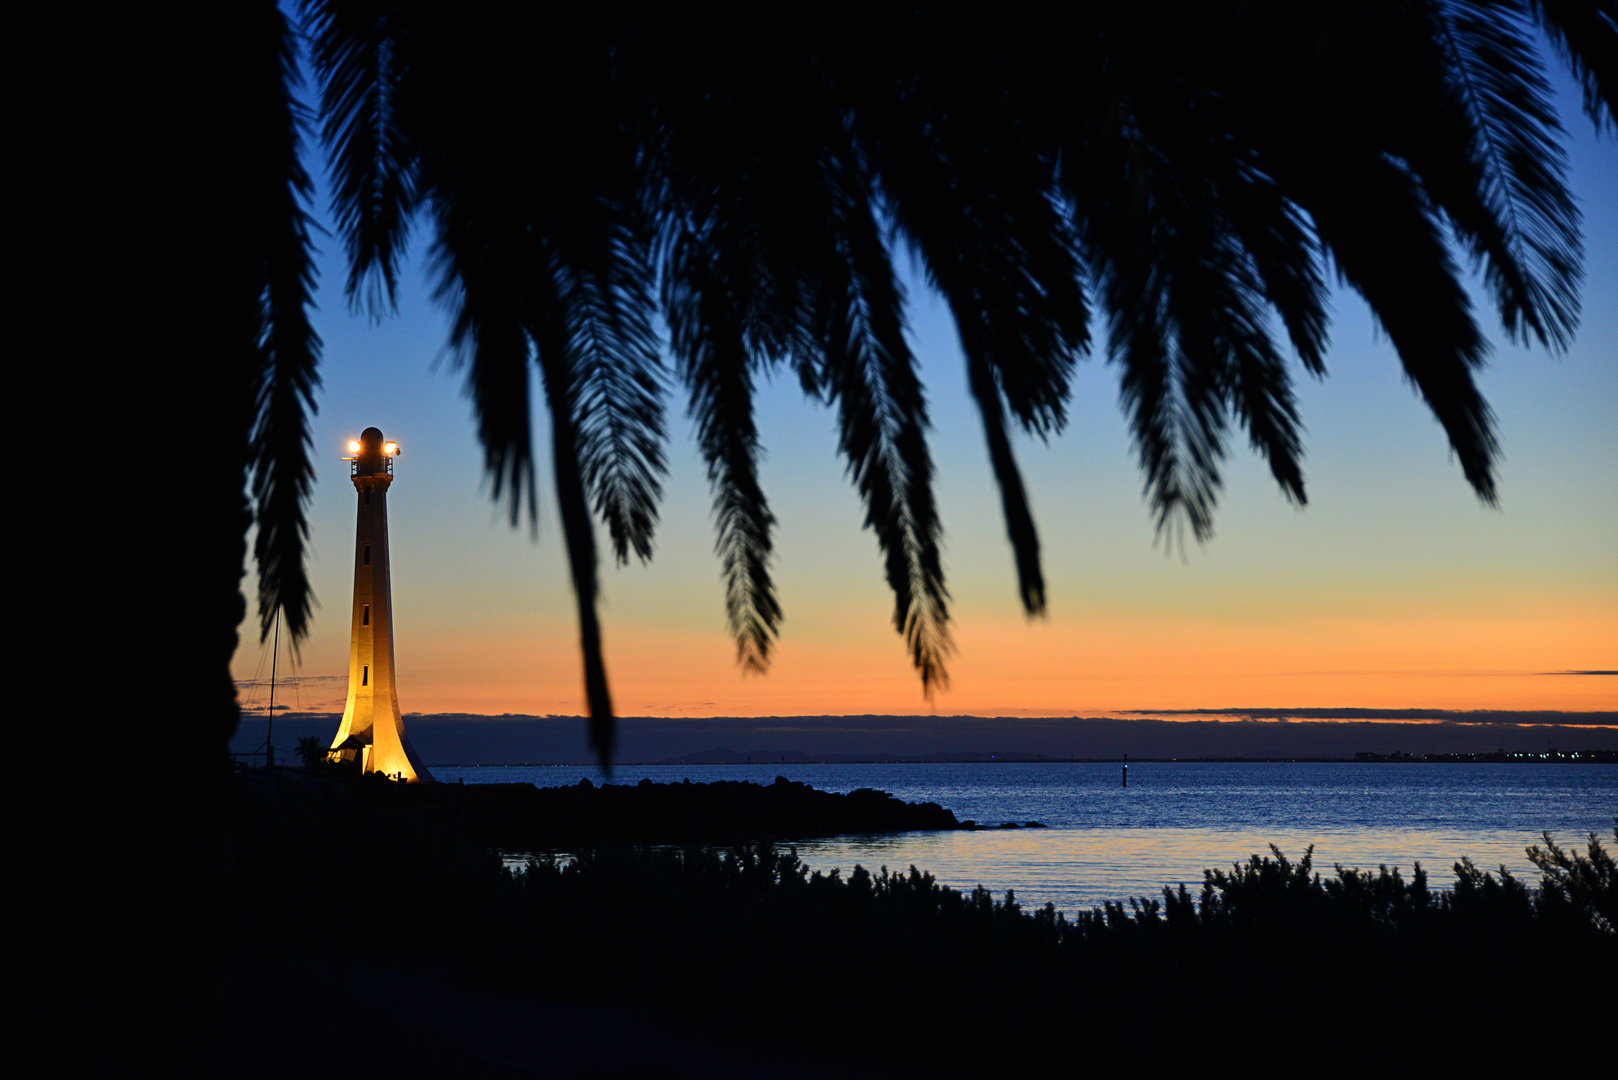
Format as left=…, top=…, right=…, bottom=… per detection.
left=230, top=710, right=1618, bottom=767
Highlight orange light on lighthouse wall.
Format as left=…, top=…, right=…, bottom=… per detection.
left=328, top=425, right=430, bottom=782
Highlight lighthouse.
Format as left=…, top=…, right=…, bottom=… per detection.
left=328, top=427, right=432, bottom=782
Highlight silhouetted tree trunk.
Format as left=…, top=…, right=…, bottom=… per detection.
left=5, top=4, right=302, bottom=1066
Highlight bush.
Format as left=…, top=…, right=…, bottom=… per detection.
left=294, top=735, right=327, bottom=774
left=230, top=786, right=1617, bottom=1073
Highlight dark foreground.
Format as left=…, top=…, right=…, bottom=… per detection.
left=44, top=774, right=1618, bottom=1076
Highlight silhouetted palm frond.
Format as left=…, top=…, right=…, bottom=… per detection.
left=432, top=213, right=538, bottom=530
left=816, top=159, right=952, bottom=688
left=1530, top=0, right=1618, bottom=133
left=1433, top=0, right=1580, bottom=350
left=858, top=29, right=1085, bottom=607
left=528, top=266, right=619, bottom=764
left=300, top=0, right=1617, bottom=766
left=664, top=240, right=782, bottom=672
left=1313, top=155, right=1502, bottom=499
left=559, top=216, right=666, bottom=567
left=305, top=0, right=417, bottom=315
left=250, top=3, right=323, bottom=647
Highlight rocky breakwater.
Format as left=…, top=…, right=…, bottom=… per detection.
left=436, top=775, right=963, bottom=848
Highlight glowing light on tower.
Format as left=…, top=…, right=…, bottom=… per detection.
left=328, top=427, right=431, bottom=781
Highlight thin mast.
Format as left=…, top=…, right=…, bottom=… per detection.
left=266, top=606, right=279, bottom=775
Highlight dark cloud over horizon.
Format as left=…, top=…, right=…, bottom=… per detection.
left=1117, top=707, right=1617, bottom=725
left=234, top=710, right=1618, bottom=766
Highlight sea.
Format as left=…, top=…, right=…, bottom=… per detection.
left=432, top=761, right=1618, bottom=915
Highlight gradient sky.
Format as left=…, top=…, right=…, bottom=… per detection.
left=232, top=71, right=1617, bottom=722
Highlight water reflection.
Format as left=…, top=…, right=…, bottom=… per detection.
left=789, top=826, right=1562, bottom=914
left=441, top=761, right=1616, bottom=913
left=435, top=761, right=1614, bottom=835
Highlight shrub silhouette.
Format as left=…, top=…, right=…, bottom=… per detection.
left=1527, top=822, right=1618, bottom=934
left=294, top=735, right=328, bottom=774
left=231, top=789, right=1617, bottom=1072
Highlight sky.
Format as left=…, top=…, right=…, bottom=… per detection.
left=231, top=72, right=1617, bottom=725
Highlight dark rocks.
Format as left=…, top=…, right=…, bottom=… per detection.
left=957, top=819, right=1048, bottom=830
left=379, top=777, right=965, bottom=847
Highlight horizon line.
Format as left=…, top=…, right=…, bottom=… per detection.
left=239, top=707, right=1618, bottom=727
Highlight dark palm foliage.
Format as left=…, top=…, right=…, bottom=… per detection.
left=288, top=0, right=1615, bottom=764
left=11, top=0, right=322, bottom=764
left=8, top=0, right=325, bottom=1052
left=251, top=15, right=325, bottom=650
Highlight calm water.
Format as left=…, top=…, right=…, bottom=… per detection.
left=433, top=762, right=1617, bottom=914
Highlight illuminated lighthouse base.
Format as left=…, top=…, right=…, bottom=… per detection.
left=329, top=427, right=432, bottom=782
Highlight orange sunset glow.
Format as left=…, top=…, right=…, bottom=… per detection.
left=257, top=599, right=1617, bottom=720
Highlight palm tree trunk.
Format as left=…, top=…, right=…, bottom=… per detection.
left=7, top=4, right=311, bottom=1065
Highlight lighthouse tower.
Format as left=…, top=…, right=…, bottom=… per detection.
left=328, top=427, right=432, bottom=782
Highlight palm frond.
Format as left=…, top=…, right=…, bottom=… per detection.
left=1307, top=156, right=1499, bottom=501
left=304, top=0, right=416, bottom=316
left=664, top=241, right=782, bottom=671
left=1221, top=175, right=1330, bottom=377
left=1067, top=79, right=1233, bottom=542
left=859, top=60, right=1082, bottom=611
left=297, top=0, right=1603, bottom=762
left=1132, top=112, right=1309, bottom=511
left=430, top=200, right=540, bottom=528
left=963, top=333, right=1049, bottom=610
left=558, top=222, right=666, bottom=566
left=853, top=32, right=1089, bottom=438
left=528, top=267, right=617, bottom=767
left=1186, top=1, right=1498, bottom=501
left=1170, top=235, right=1307, bottom=509
left=1100, top=248, right=1207, bottom=543
left=1218, top=301, right=1307, bottom=506
left=251, top=3, right=323, bottom=648
left=1432, top=0, right=1581, bottom=350
left=1527, top=0, right=1618, bottom=133
left=818, top=166, right=952, bottom=689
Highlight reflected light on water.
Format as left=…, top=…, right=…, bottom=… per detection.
left=445, top=761, right=1616, bottom=915
left=789, top=826, right=1562, bottom=914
